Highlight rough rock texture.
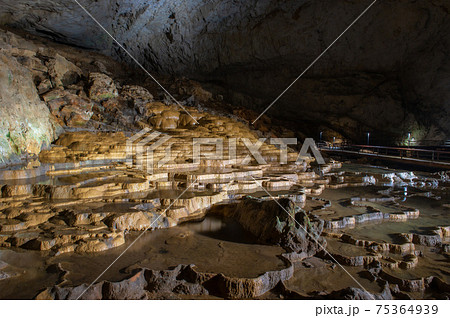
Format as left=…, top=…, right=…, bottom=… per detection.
left=213, top=197, right=325, bottom=256
left=44, top=90, right=94, bottom=127
left=35, top=264, right=397, bottom=300
left=0, top=0, right=448, bottom=143
left=88, top=72, right=118, bottom=102
left=0, top=36, right=61, bottom=163
left=0, top=15, right=448, bottom=300
left=0, top=27, right=133, bottom=162
left=36, top=264, right=294, bottom=300
left=47, top=53, right=82, bottom=88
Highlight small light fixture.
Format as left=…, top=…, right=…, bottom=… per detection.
left=366, top=132, right=370, bottom=145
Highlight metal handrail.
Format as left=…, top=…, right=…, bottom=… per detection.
left=320, top=144, right=450, bottom=163
left=350, top=144, right=450, bottom=155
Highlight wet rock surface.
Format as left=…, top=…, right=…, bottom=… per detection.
left=36, top=263, right=294, bottom=300
left=211, top=198, right=325, bottom=256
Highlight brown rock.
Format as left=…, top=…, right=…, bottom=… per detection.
left=37, top=78, right=53, bottom=94
left=121, top=85, right=153, bottom=101
left=45, top=90, right=93, bottom=126
left=0, top=51, right=61, bottom=164
left=88, top=72, right=118, bottom=101
left=47, top=53, right=82, bottom=88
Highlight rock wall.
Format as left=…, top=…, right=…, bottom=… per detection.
left=0, top=0, right=449, bottom=144
left=0, top=31, right=61, bottom=164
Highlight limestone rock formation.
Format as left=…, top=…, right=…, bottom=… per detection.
left=44, top=90, right=94, bottom=127
left=0, top=27, right=134, bottom=163
left=0, top=0, right=448, bottom=143
left=214, top=197, right=325, bottom=256
left=36, top=263, right=294, bottom=300
left=88, top=72, right=119, bottom=102
left=47, top=53, right=82, bottom=88
left=0, top=22, right=448, bottom=301
left=0, top=42, right=61, bottom=164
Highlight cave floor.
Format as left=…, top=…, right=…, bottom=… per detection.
left=0, top=153, right=448, bottom=299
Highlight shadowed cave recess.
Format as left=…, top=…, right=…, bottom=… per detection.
left=0, top=0, right=449, bottom=301
left=1, top=0, right=449, bottom=144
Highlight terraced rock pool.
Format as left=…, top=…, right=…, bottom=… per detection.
left=0, top=161, right=448, bottom=299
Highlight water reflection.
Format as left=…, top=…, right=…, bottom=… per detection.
left=180, top=216, right=259, bottom=244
